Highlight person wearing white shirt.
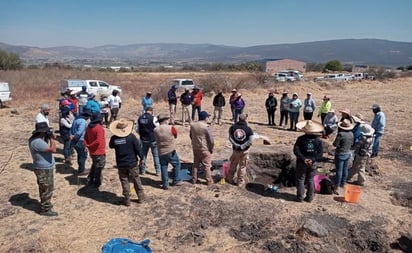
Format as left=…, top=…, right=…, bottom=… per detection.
left=108, top=90, right=122, bottom=123
left=35, top=104, right=50, bottom=126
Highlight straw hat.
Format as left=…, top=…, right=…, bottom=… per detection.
left=352, top=113, right=365, bottom=123
left=109, top=118, right=134, bottom=137
left=338, top=119, right=354, bottom=131
left=296, top=120, right=324, bottom=134
left=339, top=108, right=351, bottom=116
left=360, top=124, right=375, bottom=136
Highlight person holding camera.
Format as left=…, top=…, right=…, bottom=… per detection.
left=29, top=122, right=57, bottom=216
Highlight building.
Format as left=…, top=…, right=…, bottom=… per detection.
left=263, top=59, right=306, bottom=74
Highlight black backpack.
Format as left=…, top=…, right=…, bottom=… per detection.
left=319, top=178, right=337, bottom=195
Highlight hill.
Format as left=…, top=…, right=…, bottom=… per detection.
left=1, top=39, right=412, bottom=67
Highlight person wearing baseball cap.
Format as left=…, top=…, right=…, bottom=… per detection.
left=370, top=104, right=386, bottom=158
left=190, top=111, right=214, bottom=185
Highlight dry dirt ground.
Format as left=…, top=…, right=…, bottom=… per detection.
left=0, top=73, right=411, bottom=253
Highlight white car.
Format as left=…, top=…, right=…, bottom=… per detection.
left=272, top=72, right=296, bottom=82
left=170, top=79, right=196, bottom=90
left=0, top=82, right=12, bottom=108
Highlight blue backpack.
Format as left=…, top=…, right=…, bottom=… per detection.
left=102, top=238, right=152, bottom=253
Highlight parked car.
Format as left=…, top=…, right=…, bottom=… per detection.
left=0, top=82, right=12, bottom=108
left=169, top=79, right=196, bottom=90
left=272, top=72, right=296, bottom=82
left=314, top=73, right=352, bottom=82
left=60, top=79, right=122, bottom=96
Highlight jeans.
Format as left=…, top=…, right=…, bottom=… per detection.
left=295, top=159, right=316, bottom=201
left=159, top=150, right=181, bottom=187
left=63, top=138, right=72, bottom=160
left=192, top=105, right=201, bottom=121
left=234, top=108, right=243, bottom=123
left=372, top=132, right=383, bottom=156
left=140, top=141, right=161, bottom=174
left=266, top=108, right=275, bottom=125
left=334, top=152, right=351, bottom=187
left=289, top=111, right=300, bottom=130
left=73, top=140, right=87, bottom=173
left=279, top=110, right=288, bottom=126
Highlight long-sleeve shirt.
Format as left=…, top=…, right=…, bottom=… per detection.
left=289, top=98, right=302, bottom=113
left=109, top=133, right=143, bottom=168
left=265, top=96, right=277, bottom=109
left=70, top=116, right=87, bottom=142
left=168, top=90, right=177, bottom=105
left=142, top=96, right=153, bottom=111
left=190, top=121, right=214, bottom=152
left=293, top=134, right=323, bottom=162
left=280, top=95, right=290, bottom=111
left=318, top=101, right=331, bottom=116
left=333, top=130, right=354, bottom=154
left=303, top=98, right=316, bottom=113
left=213, top=94, right=226, bottom=107
left=371, top=111, right=386, bottom=134
left=84, top=124, right=106, bottom=155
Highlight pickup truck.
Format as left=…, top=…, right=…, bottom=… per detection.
left=0, top=82, right=12, bottom=108
left=60, top=79, right=122, bottom=96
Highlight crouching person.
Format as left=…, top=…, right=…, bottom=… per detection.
left=109, top=119, right=145, bottom=206
left=294, top=120, right=324, bottom=202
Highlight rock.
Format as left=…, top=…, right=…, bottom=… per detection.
left=302, top=219, right=328, bottom=237
left=10, top=109, right=19, bottom=115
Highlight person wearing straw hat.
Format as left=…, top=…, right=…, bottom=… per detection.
left=29, top=122, right=57, bottom=216
left=352, top=112, right=366, bottom=146
left=347, top=123, right=374, bottom=186
left=293, top=120, right=324, bottom=202
left=233, top=93, right=245, bottom=123
left=338, top=108, right=353, bottom=123
left=109, top=118, right=146, bottom=206
left=333, top=119, right=354, bottom=189
left=154, top=113, right=183, bottom=189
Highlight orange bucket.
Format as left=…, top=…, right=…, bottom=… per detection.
left=344, top=184, right=362, bottom=203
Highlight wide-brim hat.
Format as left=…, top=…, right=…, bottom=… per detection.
left=157, top=113, right=170, bottom=123
left=352, top=113, right=365, bottom=123
left=32, top=122, right=50, bottom=135
left=338, top=119, right=354, bottom=131
left=339, top=108, right=351, bottom=116
left=296, top=120, right=324, bottom=134
left=109, top=118, right=134, bottom=137
left=360, top=123, right=375, bottom=136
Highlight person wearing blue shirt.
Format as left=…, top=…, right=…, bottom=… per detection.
left=70, top=112, right=89, bottom=175
left=84, top=93, right=101, bottom=117
left=370, top=104, right=386, bottom=157
left=141, top=92, right=154, bottom=113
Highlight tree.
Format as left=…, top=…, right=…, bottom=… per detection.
left=0, top=49, right=24, bottom=70
left=323, top=60, right=342, bottom=72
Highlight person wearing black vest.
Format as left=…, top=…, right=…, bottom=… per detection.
left=227, top=114, right=254, bottom=187
left=136, top=107, right=160, bottom=175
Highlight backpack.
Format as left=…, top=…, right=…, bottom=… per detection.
left=102, top=238, right=152, bottom=253
left=319, top=178, right=336, bottom=195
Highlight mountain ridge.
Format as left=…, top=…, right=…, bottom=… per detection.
left=1, top=39, right=411, bottom=67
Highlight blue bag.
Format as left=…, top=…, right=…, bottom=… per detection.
left=102, top=238, right=152, bottom=253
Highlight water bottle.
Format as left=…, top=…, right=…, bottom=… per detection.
left=267, top=184, right=279, bottom=192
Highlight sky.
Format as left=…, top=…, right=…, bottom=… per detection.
left=1, top=0, right=411, bottom=48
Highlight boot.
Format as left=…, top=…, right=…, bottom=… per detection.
left=124, top=196, right=131, bottom=206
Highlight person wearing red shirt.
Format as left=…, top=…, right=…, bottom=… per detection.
left=84, top=114, right=106, bottom=187
left=191, top=86, right=203, bottom=121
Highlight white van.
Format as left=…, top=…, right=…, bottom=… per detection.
left=0, top=82, right=12, bottom=108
